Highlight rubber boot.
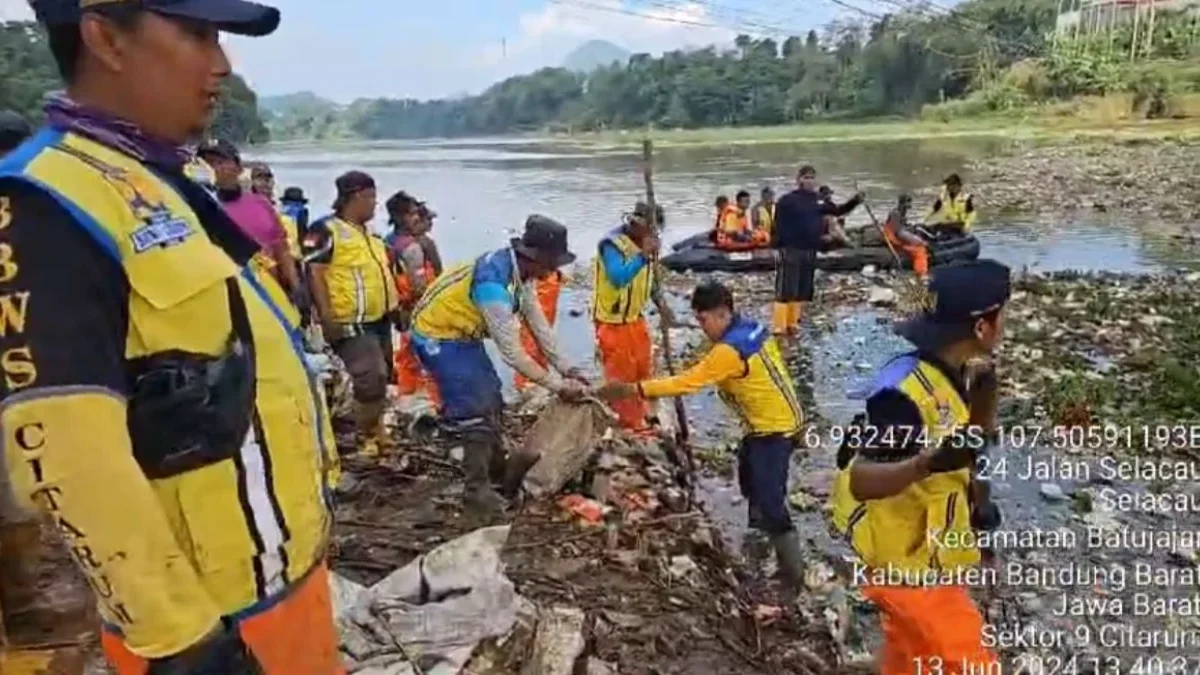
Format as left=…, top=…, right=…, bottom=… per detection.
left=374, top=415, right=398, bottom=455
left=463, top=437, right=507, bottom=513
left=355, top=399, right=385, bottom=458
left=500, top=452, right=540, bottom=500
left=0, top=520, right=44, bottom=640
left=770, top=302, right=790, bottom=335
left=770, top=530, right=807, bottom=596
left=487, top=439, right=508, bottom=487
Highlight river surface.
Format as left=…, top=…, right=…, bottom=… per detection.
left=258, top=138, right=1200, bottom=667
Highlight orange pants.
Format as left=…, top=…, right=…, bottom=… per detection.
left=101, top=564, right=344, bottom=675
left=595, top=318, right=652, bottom=429
left=884, top=230, right=929, bottom=278
left=863, top=584, right=998, bottom=675
left=514, top=272, right=563, bottom=391
left=395, top=331, right=440, bottom=404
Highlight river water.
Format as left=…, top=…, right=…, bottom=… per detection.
left=256, top=138, right=1200, bottom=666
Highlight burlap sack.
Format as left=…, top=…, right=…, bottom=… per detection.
left=518, top=401, right=615, bottom=499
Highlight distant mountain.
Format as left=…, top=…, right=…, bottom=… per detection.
left=562, top=40, right=631, bottom=72
left=259, top=91, right=337, bottom=117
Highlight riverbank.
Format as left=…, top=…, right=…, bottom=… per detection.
left=546, top=113, right=1200, bottom=150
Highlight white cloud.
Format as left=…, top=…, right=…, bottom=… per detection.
left=471, top=0, right=738, bottom=85
left=0, top=0, right=33, bottom=21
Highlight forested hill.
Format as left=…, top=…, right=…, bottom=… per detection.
left=273, top=0, right=1199, bottom=141
left=0, top=21, right=269, bottom=144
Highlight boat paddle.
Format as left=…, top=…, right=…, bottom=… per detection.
left=642, top=138, right=697, bottom=507
left=855, top=184, right=927, bottom=306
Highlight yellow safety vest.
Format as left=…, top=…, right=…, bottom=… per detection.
left=829, top=355, right=978, bottom=577
left=930, top=188, right=975, bottom=231
left=320, top=216, right=397, bottom=325
left=412, top=249, right=519, bottom=341
left=277, top=208, right=300, bottom=258
left=716, top=318, right=804, bottom=435
left=754, top=203, right=775, bottom=235
left=2, top=129, right=337, bottom=633
left=592, top=230, right=652, bottom=325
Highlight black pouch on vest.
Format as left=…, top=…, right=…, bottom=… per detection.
left=127, top=279, right=257, bottom=479
left=836, top=412, right=867, bottom=470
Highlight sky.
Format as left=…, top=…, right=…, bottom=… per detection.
left=0, top=0, right=858, bottom=102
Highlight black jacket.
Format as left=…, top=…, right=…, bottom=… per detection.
left=774, top=188, right=862, bottom=250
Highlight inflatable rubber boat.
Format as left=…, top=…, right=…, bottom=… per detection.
left=662, top=227, right=981, bottom=274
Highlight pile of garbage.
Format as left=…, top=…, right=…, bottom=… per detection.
left=960, top=137, right=1200, bottom=228
left=330, top=392, right=844, bottom=674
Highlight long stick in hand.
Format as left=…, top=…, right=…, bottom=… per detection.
left=642, top=138, right=696, bottom=503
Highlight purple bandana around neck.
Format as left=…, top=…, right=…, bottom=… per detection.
left=43, top=93, right=194, bottom=170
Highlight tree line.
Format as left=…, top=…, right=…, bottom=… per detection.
left=0, top=21, right=269, bottom=144
left=287, top=0, right=1199, bottom=140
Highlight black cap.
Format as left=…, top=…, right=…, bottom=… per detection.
left=0, top=111, right=31, bottom=154
left=197, top=138, right=240, bottom=163
left=335, top=171, right=374, bottom=196
left=631, top=201, right=665, bottom=226
left=32, top=0, right=281, bottom=37
left=512, top=215, right=575, bottom=269
left=894, top=259, right=1012, bottom=350
left=333, top=171, right=374, bottom=210
left=281, top=186, right=306, bottom=204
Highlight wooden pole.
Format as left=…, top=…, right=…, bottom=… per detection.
left=1145, top=0, right=1157, bottom=59
left=642, top=138, right=696, bottom=504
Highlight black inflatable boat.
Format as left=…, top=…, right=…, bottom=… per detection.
left=662, top=229, right=981, bottom=274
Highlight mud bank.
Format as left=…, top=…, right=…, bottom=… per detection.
left=956, top=138, right=1200, bottom=235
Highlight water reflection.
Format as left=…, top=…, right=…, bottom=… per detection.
left=253, top=137, right=1198, bottom=275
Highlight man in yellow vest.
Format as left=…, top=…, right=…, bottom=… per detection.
left=750, top=186, right=775, bottom=239
left=596, top=281, right=807, bottom=591
left=592, top=201, right=672, bottom=432
left=410, top=216, right=588, bottom=511
left=928, top=173, right=977, bottom=237
left=0, top=0, right=342, bottom=672
left=0, top=110, right=43, bottom=646
left=830, top=259, right=1008, bottom=674
left=306, top=171, right=400, bottom=457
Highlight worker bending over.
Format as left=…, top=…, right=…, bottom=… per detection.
left=2, top=0, right=343, bottom=671
left=883, top=195, right=930, bottom=279
left=717, top=190, right=768, bottom=250
left=385, top=191, right=440, bottom=403
left=928, top=173, right=976, bottom=236
left=592, top=202, right=673, bottom=431
left=830, top=260, right=1008, bottom=674
left=410, top=216, right=588, bottom=511
left=515, top=270, right=564, bottom=392
left=307, top=171, right=400, bottom=457
left=598, top=281, right=807, bottom=590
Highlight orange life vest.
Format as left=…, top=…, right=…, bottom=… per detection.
left=390, top=233, right=437, bottom=307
